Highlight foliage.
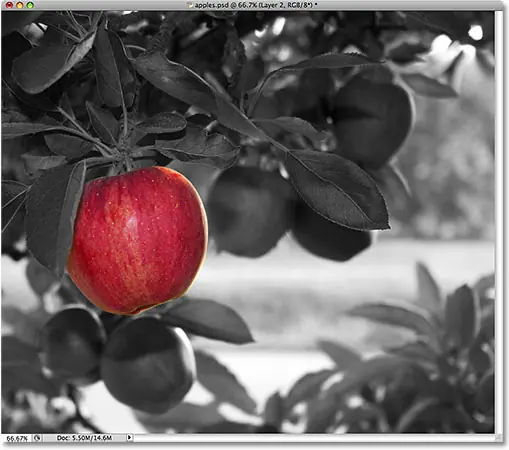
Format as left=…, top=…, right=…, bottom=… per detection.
left=1, top=10, right=495, bottom=434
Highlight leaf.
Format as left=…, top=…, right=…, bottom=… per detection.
left=154, top=125, right=240, bottom=170
left=387, top=42, right=430, bottom=64
left=325, top=356, right=412, bottom=398
left=85, top=102, right=119, bottom=145
left=25, top=161, right=87, bottom=278
left=305, top=393, right=342, bottom=433
left=341, top=404, right=390, bottom=432
left=444, top=285, right=481, bottom=351
left=367, top=162, right=412, bottom=204
left=2, top=32, right=57, bottom=112
left=26, top=257, right=58, bottom=298
left=347, top=302, right=439, bottom=346
left=2, top=336, right=41, bottom=368
left=22, top=151, right=66, bottom=174
left=160, top=298, right=253, bottom=345
left=416, top=262, right=443, bottom=313
left=400, top=73, right=458, bottom=98
left=263, top=391, right=285, bottom=428
left=285, top=149, right=388, bottom=230
left=385, top=339, right=439, bottom=370
left=44, top=133, right=94, bottom=158
left=265, top=52, right=379, bottom=80
left=476, top=371, right=494, bottom=415
left=194, top=350, right=257, bottom=415
left=2, top=180, right=28, bottom=233
left=468, top=341, right=493, bottom=379
left=95, top=25, right=136, bottom=108
left=137, top=112, right=187, bottom=134
left=134, top=51, right=266, bottom=140
left=316, top=340, right=362, bottom=370
left=2, top=306, right=51, bottom=348
left=1, top=336, right=60, bottom=398
left=395, top=398, right=440, bottom=432
left=254, top=117, right=329, bottom=143
left=2, top=365, right=60, bottom=398
left=2, top=122, right=78, bottom=140
left=285, top=369, right=336, bottom=413
left=12, top=30, right=97, bottom=94
left=134, top=402, right=225, bottom=432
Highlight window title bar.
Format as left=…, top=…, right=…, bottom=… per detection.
left=1, top=0, right=504, bottom=10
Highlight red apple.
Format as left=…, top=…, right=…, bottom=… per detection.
left=67, top=166, right=207, bottom=315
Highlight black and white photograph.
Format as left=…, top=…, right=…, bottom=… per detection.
left=1, top=7, right=498, bottom=440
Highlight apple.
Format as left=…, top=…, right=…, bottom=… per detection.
left=333, top=75, right=415, bottom=170
left=39, top=305, right=106, bottom=383
left=67, top=166, right=208, bottom=315
left=100, top=317, right=196, bottom=414
left=291, top=201, right=375, bottom=261
left=207, top=166, right=296, bottom=258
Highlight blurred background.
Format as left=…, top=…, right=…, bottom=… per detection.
left=2, top=11, right=495, bottom=433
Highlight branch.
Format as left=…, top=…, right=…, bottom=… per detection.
left=64, top=385, right=105, bottom=434
left=147, top=12, right=198, bottom=54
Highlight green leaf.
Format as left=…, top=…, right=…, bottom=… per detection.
left=284, top=369, right=336, bottom=413
left=476, top=371, right=494, bottom=415
left=285, top=149, right=389, bottom=231
left=400, top=73, right=458, bottom=98
left=12, top=30, right=97, bottom=94
left=153, top=125, right=240, bottom=170
left=137, top=112, right=187, bottom=134
left=160, top=298, right=254, bottom=345
left=85, top=102, right=119, bottom=145
left=254, top=117, right=329, bottom=143
left=134, top=51, right=266, bottom=140
left=44, top=133, right=94, bottom=158
left=348, top=302, right=439, bottom=346
left=444, top=285, right=481, bottom=351
left=395, top=398, right=440, bottom=432
left=2, top=180, right=28, bottom=233
left=25, top=161, right=87, bottom=278
left=316, top=340, right=362, bottom=370
left=95, top=24, right=136, bottom=108
left=194, top=350, right=257, bottom=415
left=263, top=391, right=285, bottom=428
left=416, top=262, right=443, bottom=313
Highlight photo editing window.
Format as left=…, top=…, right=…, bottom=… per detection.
left=0, top=0, right=504, bottom=445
